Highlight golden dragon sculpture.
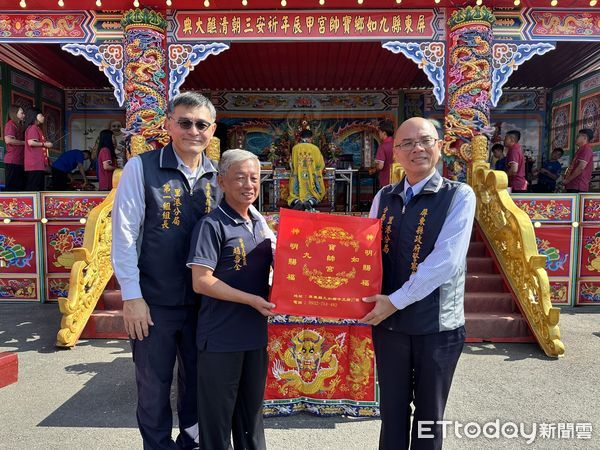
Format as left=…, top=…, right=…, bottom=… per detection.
left=468, top=135, right=564, bottom=357
left=55, top=170, right=122, bottom=347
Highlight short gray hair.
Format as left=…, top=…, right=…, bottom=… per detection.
left=167, top=91, right=216, bottom=121
left=218, top=149, right=260, bottom=175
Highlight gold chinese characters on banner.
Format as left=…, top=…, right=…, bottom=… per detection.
left=174, top=10, right=437, bottom=41
left=270, top=209, right=382, bottom=319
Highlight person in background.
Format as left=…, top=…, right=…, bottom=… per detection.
left=110, top=120, right=127, bottom=168
left=287, top=128, right=326, bottom=211
left=362, top=117, right=475, bottom=450
left=24, top=109, right=52, bottom=191
left=490, top=143, right=506, bottom=171
left=97, top=129, right=117, bottom=191
left=3, top=105, right=26, bottom=191
left=504, top=130, right=527, bottom=192
left=51, top=150, right=91, bottom=191
left=563, top=128, right=594, bottom=193
left=188, top=149, right=275, bottom=450
left=533, top=148, right=563, bottom=193
left=373, top=119, right=395, bottom=188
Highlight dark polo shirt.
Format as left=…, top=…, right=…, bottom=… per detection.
left=187, top=200, right=273, bottom=352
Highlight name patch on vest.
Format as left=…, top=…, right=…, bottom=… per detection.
left=233, top=238, right=247, bottom=270
left=161, top=183, right=183, bottom=229
left=205, top=183, right=213, bottom=213
left=380, top=206, right=395, bottom=254
left=410, top=208, right=428, bottom=273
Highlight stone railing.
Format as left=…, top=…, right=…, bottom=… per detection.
left=55, top=171, right=121, bottom=347
left=468, top=135, right=564, bottom=357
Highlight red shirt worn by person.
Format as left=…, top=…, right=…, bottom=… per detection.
left=565, top=143, right=593, bottom=192
left=375, top=136, right=394, bottom=187
left=506, top=143, right=527, bottom=191
left=97, top=147, right=115, bottom=190
left=24, top=124, right=48, bottom=171
left=4, top=119, right=25, bottom=165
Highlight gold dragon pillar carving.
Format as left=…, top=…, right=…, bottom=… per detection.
left=122, top=8, right=170, bottom=158
left=443, top=6, right=495, bottom=181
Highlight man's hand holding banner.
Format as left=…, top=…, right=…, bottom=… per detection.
left=270, top=209, right=382, bottom=319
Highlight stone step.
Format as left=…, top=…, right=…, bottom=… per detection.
left=0, top=352, right=18, bottom=389
left=81, top=308, right=534, bottom=343
left=464, top=312, right=534, bottom=342
left=470, top=229, right=483, bottom=243
left=81, top=310, right=127, bottom=340
left=465, top=273, right=506, bottom=292
left=467, top=241, right=487, bottom=257
left=466, top=256, right=496, bottom=274
left=464, top=292, right=515, bottom=314
left=97, top=290, right=123, bottom=311
left=105, top=276, right=119, bottom=291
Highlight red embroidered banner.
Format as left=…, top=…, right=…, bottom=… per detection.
left=270, top=209, right=382, bottom=319
left=264, top=323, right=377, bottom=411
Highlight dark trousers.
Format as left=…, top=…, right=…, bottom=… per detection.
left=197, top=348, right=268, bottom=450
left=51, top=167, right=70, bottom=190
left=25, top=170, right=45, bottom=191
left=372, top=326, right=466, bottom=450
left=131, top=305, right=199, bottom=450
left=4, top=163, right=25, bottom=191
left=566, top=189, right=582, bottom=193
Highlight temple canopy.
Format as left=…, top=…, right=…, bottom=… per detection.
left=1, top=40, right=599, bottom=91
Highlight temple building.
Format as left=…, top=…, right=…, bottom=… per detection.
left=0, top=0, right=599, bottom=414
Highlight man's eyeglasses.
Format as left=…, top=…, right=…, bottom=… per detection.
left=394, top=137, right=439, bottom=152
left=171, top=117, right=214, bottom=132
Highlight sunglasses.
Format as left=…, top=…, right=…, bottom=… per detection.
left=172, top=117, right=214, bottom=132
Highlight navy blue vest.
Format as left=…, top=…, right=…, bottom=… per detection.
left=377, top=171, right=460, bottom=334
left=138, top=144, right=220, bottom=306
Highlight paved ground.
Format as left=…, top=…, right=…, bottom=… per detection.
left=0, top=303, right=599, bottom=450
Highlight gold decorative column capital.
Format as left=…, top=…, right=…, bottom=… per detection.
left=467, top=134, right=490, bottom=185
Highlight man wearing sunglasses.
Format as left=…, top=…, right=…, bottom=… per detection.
left=112, top=92, right=220, bottom=450
left=361, top=117, right=475, bottom=449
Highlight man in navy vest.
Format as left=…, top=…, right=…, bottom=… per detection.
left=112, top=92, right=220, bottom=449
left=362, top=117, right=476, bottom=450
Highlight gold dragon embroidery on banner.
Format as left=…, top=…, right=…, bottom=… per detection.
left=271, top=329, right=345, bottom=396
left=345, top=336, right=374, bottom=399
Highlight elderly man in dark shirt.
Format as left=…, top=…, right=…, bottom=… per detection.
left=187, top=149, right=276, bottom=450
